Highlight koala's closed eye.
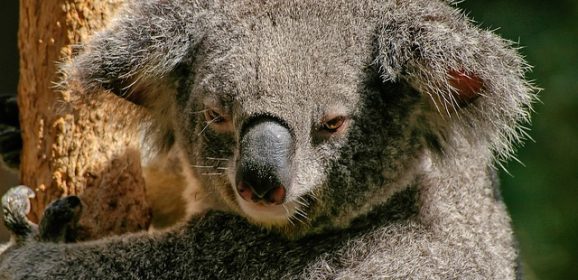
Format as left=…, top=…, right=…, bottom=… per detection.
left=202, top=105, right=233, bottom=133
left=204, top=108, right=225, bottom=124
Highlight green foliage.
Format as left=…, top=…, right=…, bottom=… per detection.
left=460, top=1, right=578, bottom=279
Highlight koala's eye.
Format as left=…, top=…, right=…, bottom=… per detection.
left=320, top=116, right=347, bottom=133
left=204, top=109, right=225, bottom=124
left=202, top=108, right=233, bottom=133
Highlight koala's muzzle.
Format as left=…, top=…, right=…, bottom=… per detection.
left=236, top=118, right=292, bottom=205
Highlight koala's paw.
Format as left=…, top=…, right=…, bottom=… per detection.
left=0, top=94, right=21, bottom=169
left=1, top=185, right=37, bottom=240
left=39, top=196, right=83, bottom=242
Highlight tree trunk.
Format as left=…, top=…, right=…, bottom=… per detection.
left=18, top=0, right=151, bottom=240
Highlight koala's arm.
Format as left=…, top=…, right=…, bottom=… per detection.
left=0, top=213, right=293, bottom=279
left=1, top=148, right=517, bottom=279
left=0, top=164, right=516, bottom=279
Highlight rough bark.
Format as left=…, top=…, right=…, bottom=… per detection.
left=18, top=0, right=151, bottom=240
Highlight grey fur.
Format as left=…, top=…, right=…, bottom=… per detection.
left=1, top=186, right=37, bottom=242
left=0, top=0, right=536, bottom=279
left=1, top=186, right=82, bottom=245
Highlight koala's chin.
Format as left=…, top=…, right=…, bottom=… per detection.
left=235, top=195, right=300, bottom=228
left=226, top=172, right=303, bottom=229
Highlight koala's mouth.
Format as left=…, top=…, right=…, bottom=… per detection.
left=219, top=163, right=303, bottom=227
left=234, top=193, right=300, bottom=226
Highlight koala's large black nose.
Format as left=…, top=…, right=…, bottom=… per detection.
left=236, top=119, right=292, bottom=205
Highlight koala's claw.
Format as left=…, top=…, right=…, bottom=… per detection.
left=2, top=186, right=83, bottom=243
left=39, top=196, right=83, bottom=242
left=1, top=185, right=38, bottom=239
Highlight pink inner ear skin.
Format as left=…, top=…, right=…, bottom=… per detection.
left=448, top=70, right=484, bottom=106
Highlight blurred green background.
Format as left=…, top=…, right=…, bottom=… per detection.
left=0, top=1, right=577, bottom=279
left=459, top=1, right=578, bottom=279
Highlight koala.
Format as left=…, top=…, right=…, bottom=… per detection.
left=0, top=0, right=536, bottom=279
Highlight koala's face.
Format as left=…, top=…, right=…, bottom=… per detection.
left=173, top=13, right=424, bottom=235
left=66, top=0, right=532, bottom=237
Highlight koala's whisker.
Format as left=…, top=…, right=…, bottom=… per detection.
left=206, top=157, right=229, bottom=161
left=293, top=209, right=310, bottom=224
left=190, top=165, right=215, bottom=169
left=201, top=173, right=226, bottom=176
left=295, top=208, right=308, bottom=218
left=295, top=198, right=309, bottom=208
left=286, top=216, right=295, bottom=226
left=185, top=109, right=208, bottom=115
left=303, top=191, right=319, bottom=203
left=282, top=205, right=295, bottom=226
left=198, top=118, right=219, bottom=135
left=290, top=213, right=305, bottom=225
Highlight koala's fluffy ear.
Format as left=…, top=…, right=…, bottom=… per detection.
left=61, top=0, right=206, bottom=109
left=375, top=1, right=536, bottom=162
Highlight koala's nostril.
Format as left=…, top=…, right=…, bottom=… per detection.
left=265, top=185, right=286, bottom=205
left=236, top=181, right=286, bottom=205
left=237, top=182, right=254, bottom=202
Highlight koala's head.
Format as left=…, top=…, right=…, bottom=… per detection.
left=67, top=0, right=535, bottom=237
